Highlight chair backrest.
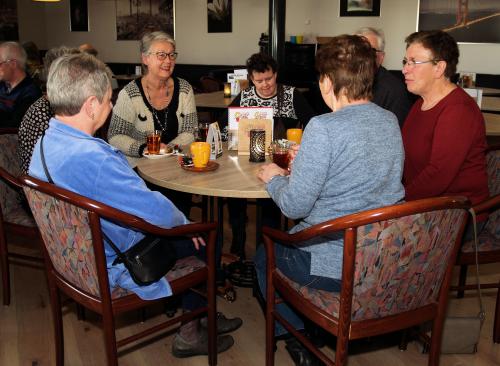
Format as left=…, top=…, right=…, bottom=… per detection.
left=351, top=205, right=466, bottom=321
left=0, top=131, right=23, bottom=217
left=484, top=145, right=500, bottom=237
left=23, top=181, right=102, bottom=297
left=200, top=76, right=222, bottom=93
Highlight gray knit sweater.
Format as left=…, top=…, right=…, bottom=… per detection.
left=108, top=77, right=197, bottom=157
left=267, top=102, right=405, bottom=279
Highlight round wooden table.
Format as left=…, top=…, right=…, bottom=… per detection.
left=136, top=149, right=270, bottom=199
left=137, top=149, right=272, bottom=251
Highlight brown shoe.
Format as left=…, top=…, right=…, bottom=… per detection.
left=172, top=331, right=234, bottom=358
left=200, top=312, right=243, bottom=334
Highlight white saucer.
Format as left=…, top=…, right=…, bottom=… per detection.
left=143, top=149, right=173, bottom=159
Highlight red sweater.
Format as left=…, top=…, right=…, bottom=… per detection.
left=402, top=87, right=489, bottom=210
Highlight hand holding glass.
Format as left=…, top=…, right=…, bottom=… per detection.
left=270, top=142, right=290, bottom=169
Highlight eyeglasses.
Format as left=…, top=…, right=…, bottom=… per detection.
left=0, top=59, right=13, bottom=67
left=372, top=48, right=385, bottom=54
left=402, top=59, right=440, bottom=67
left=148, top=51, right=178, bottom=61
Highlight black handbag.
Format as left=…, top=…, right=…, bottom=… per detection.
left=104, top=232, right=177, bottom=286
left=40, top=135, right=177, bottom=286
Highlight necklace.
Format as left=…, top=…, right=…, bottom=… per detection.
left=145, top=83, right=169, bottom=132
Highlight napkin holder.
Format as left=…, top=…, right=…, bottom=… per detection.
left=237, top=118, right=273, bottom=155
left=207, top=122, right=223, bottom=159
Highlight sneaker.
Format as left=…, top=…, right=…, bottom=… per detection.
left=172, top=332, right=234, bottom=358
left=200, top=312, right=243, bottom=334
left=285, top=337, right=324, bottom=366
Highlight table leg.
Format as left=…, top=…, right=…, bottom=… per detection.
left=256, top=199, right=263, bottom=247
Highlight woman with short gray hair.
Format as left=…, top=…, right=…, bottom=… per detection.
left=18, top=46, right=80, bottom=173
left=108, top=31, right=197, bottom=158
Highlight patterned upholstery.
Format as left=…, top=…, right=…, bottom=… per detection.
left=24, top=185, right=208, bottom=301
left=110, top=256, right=206, bottom=299
left=23, top=186, right=101, bottom=297
left=462, top=148, right=500, bottom=253
left=277, top=209, right=465, bottom=322
left=0, top=133, right=36, bottom=227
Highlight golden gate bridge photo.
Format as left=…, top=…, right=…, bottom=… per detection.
left=418, top=0, right=500, bottom=43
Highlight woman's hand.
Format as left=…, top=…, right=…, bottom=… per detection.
left=288, top=144, right=300, bottom=171
left=191, top=236, right=206, bottom=250
left=257, top=163, right=287, bottom=183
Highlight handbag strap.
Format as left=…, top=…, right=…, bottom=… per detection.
left=40, top=135, right=54, bottom=185
left=39, top=135, right=126, bottom=263
left=469, top=207, right=486, bottom=324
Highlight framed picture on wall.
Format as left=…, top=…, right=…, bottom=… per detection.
left=0, top=0, right=19, bottom=40
left=70, top=0, right=89, bottom=32
left=340, top=0, right=381, bottom=17
left=418, top=0, right=500, bottom=43
left=116, top=0, right=174, bottom=40
left=207, top=0, right=232, bottom=33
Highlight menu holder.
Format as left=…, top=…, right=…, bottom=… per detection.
left=237, top=118, right=273, bottom=155
left=207, top=122, right=223, bottom=159
left=228, top=106, right=274, bottom=150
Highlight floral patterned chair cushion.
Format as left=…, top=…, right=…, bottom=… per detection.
left=276, top=209, right=465, bottom=322
left=24, top=186, right=101, bottom=297
left=461, top=148, right=500, bottom=253
left=0, top=134, right=35, bottom=228
left=25, top=186, right=208, bottom=301
left=111, top=256, right=206, bottom=299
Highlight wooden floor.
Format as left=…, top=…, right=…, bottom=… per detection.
left=1, top=200, right=500, bottom=366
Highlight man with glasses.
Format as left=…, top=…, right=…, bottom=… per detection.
left=356, top=27, right=412, bottom=127
left=0, top=41, right=41, bottom=128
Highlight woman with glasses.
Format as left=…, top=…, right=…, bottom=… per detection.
left=108, top=31, right=197, bottom=216
left=108, top=31, right=197, bottom=158
left=401, top=30, right=488, bottom=224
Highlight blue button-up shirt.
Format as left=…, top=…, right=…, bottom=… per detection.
left=29, top=118, right=189, bottom=299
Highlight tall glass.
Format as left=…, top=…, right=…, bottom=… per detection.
left=146, top=130, right=162, bottom=154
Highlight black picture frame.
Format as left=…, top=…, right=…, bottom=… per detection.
left=207, top=0, right=232, bottom=33
left=70, top=0, right=89, bottom=32
left=340, top=0, right=380, bottom=17
left=115, top=0, right=174, bottom=41
left=418, top=0, right=500, bottom=44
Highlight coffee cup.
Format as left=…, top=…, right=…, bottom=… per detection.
left=190, top=142, right=211, bottom=168
left=146, top=130, right=162, bottom=154
left=286, top=128, right=303, bottom=144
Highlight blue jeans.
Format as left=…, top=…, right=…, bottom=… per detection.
left=254, top=242, right=341, bottom=336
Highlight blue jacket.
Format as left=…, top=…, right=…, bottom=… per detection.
left=29, top=118, right=189, bottom=299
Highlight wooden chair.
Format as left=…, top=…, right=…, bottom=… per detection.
left=20, top=174, right=218, bottom=366
left=0, top=128, right=43, bottom=305
left=454, top=144, right=500, bottom=342
left=200, top=76, right=222, bottom=93
left=262, top=196, right=469, bottom=366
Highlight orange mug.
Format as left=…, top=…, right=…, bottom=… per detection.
left=286, top=128, right=303, bottom=144
left=190, top=142, right=211, bottom=168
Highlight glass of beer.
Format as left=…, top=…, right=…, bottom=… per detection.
left=270, top=141, right=290, bottom=169
left=146, top=130, right=162, bottom=154
left=286, top=128, right=303, bottom=144
left=198, top=122, right=210, bottom=142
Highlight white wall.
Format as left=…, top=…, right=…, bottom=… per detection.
left=15, top=0, right=500, bottom=74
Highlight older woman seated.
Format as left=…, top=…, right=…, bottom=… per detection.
left=255, top=35, right=405, bottom=365
left=401, top=30, right=489, bottom=230
left=28, top=53, right=240, bottom=359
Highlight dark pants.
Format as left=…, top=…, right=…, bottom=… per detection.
left=227, top=198, right=282, bottom=259
left=171, top=237, right=207, bottom=311
left=254, top=242, right=341, bottom=336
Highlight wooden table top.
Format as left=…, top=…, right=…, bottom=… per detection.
left=195, top=91, right=234, bottom=109
left=137, top=149, right=270, bottom=199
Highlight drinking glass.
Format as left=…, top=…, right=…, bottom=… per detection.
left=270, top=141, right=290, bottom=169
left=286, top=128, right=303, bottom=144
left=198, top=122, right=210, bottom=142
left=146, top=130, right=162, bottom=154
